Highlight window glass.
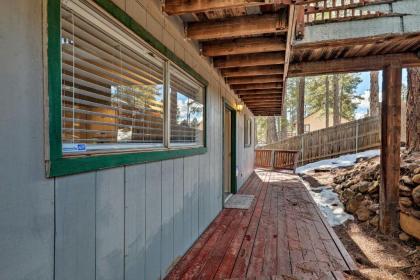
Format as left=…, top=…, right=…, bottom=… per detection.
left=61, top=4, right=165, bottom=154
left=244, top=117, right=252, bottom=147
left=169, top=66, right=204, bottom=146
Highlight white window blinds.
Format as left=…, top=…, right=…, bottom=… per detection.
left=61, top=3, right=165, bottom=153
left=170, top=66, right=204, bottom=146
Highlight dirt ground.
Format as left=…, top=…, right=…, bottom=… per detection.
left=302, top=168, right=420, bottom=280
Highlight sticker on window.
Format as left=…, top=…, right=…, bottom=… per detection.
left=63, top=143, right=87, bottom=153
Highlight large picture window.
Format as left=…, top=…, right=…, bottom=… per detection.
left=46, top=0, right=207, bottom=176
left=59, top=1, right=204, bottom=155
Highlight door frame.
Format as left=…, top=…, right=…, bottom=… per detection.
left=222, top=101, right=237, bottom=201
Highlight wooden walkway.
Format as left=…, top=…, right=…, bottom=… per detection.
left=165, top=170, right=356, bottom=280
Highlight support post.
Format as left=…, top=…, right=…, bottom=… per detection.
left=379, top=65, right=402, bottom=234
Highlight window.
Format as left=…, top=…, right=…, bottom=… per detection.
left=46, top=0, right=207, bottom=176
left=170, top=66, right=204, bottom=146
left=244, top=117, right=252, bottom=147
left=304, top=124, right=310, bottom=133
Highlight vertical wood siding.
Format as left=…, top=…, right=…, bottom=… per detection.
left=0, top=0, right=254, bottom=280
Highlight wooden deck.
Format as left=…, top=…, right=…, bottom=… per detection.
left=165, top=170, right=356, bottom=280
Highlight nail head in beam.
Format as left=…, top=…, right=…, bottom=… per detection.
left=214, top=52, right=285, bottom=68
left=187, top=13, right=288, bottom=41
left=202, top=37, right=286, bottom=57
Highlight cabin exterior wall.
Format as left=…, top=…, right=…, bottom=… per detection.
left=0, top=0, right=255, bottom=279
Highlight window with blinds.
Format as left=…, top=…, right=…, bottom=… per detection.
left=170, top=66, right=204, bottom=146
left=59, top=1, right=204, bottom=155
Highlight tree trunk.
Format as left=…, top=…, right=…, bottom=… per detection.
left=281, top=115, right=288, bottom=139
left=407, top=67, right=420, bottom=151
left=297, top=77, right=305, bottom=134
left=325, top=76, right=330, bottom=128
left=333, top=74, right=340, bottom=126
left=370, top=71, right=380, bottom=117
left=267, top=116, right=278, bottom=144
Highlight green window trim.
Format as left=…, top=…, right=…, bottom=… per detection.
left=46, top=0, right=208, bottom=177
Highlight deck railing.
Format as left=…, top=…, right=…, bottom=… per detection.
left=255, top=149, right=300, bottom=173
left=260, top=116, right=381, bottom=165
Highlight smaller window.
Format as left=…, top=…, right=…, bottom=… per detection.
left=244, top=117, right=252, bottom=147
left=304, top=124, right=310, bottom=133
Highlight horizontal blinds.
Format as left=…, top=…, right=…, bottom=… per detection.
left=61, top=4, right=165, bottom=153
left=170, top=66, right=204, bottom=145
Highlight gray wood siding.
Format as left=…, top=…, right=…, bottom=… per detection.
left=0, top=0, right=255, bottom=279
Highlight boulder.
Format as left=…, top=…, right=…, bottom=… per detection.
left=355, top=193, right=364, bottom=201
left=412, top=185, right=420, bottom=206
left=411, top=209, right=420, bottom=219
left=399, top=232, right=410, bottom=241
left=346, top=198, right=361, bottom=214
left=368, top=181, right=379, bottom=194
left=399, top=197, right=413, bottom=208
left=341, top=189, right=354, bottom=202
left=358, top=181, right=370, bottom=193
left=413, top=174, right=420, bottom=184
left=400, top=175, right=414, bottom=186
left=368, top=203, right=379, bottom=213
left=414, top=167, right=420, bottom=174
left=369, top=215, right=379, bottom=228
left=356, top=207, right=370, bottom=222
left=399, top=184, right=413, bottom=197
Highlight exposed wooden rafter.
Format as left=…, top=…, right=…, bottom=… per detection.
left=236, top=89, right=283, bottom=95
left=289, top=52, right=420, bottom=77
left=187, top=13, right=288, bottom=40
left=231, top=82, right=283, bottom=90
left=214, top=52, right=285, bottom=68
left=227, top=75, right=283, bottom=85
left=201, top=37, right=286, bottom=57
left=163, top=0, right=292, bottom=15
left=221, top=65, right=284, bottom=77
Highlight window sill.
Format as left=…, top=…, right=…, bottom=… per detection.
left=47, top=146, right=207, bottom=177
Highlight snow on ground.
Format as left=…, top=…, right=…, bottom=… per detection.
left=296, top=149, right=380, bottom=174
left=300, top=179, right=354, bottom=226
left=297, top=149, right=380, bottom=226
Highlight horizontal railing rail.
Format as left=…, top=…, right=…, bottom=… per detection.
left=255, top=149, right=300, bottom=173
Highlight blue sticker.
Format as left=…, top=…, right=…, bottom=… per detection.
left=63, top=143, right=87, bottom=152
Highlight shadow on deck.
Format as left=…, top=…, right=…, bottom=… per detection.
left=165, top=170, right=357, bottom=280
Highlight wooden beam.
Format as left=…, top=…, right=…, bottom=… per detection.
left=295, top=5, right=305, bottom=40
left=243, top=98, right=282, bottom=102
left=379, top=64, right=402, bottom=234
left=231, top=82, right=283, bottom=90
left=221, top=65, right=284, bottom=77
left=187, top=13, right=288, bottom=40
left=241, top=95, right=282, bottom=99
left=227, top=75, right=283, bottom=85
left=237, top=89, right=283, bottom=95
left=163, top=0, right=292, bottom=15
left=202, top=37, right=286, bottom=57
left=214, top=52, right=285, bottom=68
left=289, top=52, right=420, bottom=77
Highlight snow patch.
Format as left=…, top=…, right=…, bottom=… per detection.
left=296, top=149, right=380, bottom=174
left=300, top=179, right=354, bottom=226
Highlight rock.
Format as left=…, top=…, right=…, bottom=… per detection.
left=412, top=185, right=420, bottom=206
left=356, top=207, right=370, bottom=221
left=399, top=197, right=413, bottom=208
left=369, top=215, right=379, bottom=227
left=341, top=189, right=354, bottom=202
left=400, top=175, right=414, bottom=186
left=414, top=167, right=420, bottom=174
left=411, top=209, right=420, bottom=219
left=350, top=183, right=360, bottom=191
left=346, top=198, right=361, bottom=214
left=413, top=174, right=420, bottom=184
left=368, top=181, right=379, bottom=194
left=399, top=184, right=413, bottom=197
left=399, top=232, right=410, bottom=241
left=368, top=203, right=379, bottom=212
left=358, top=181, right=370, bottom=193
left=355, top=193, right=364, bottom=201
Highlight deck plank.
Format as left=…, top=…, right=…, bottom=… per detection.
left=164, top=170, right=356, bottom=280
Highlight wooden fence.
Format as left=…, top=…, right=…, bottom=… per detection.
left=260, top=116, right=381, bottom=165
left=255, top=149, right=300, bottom=173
